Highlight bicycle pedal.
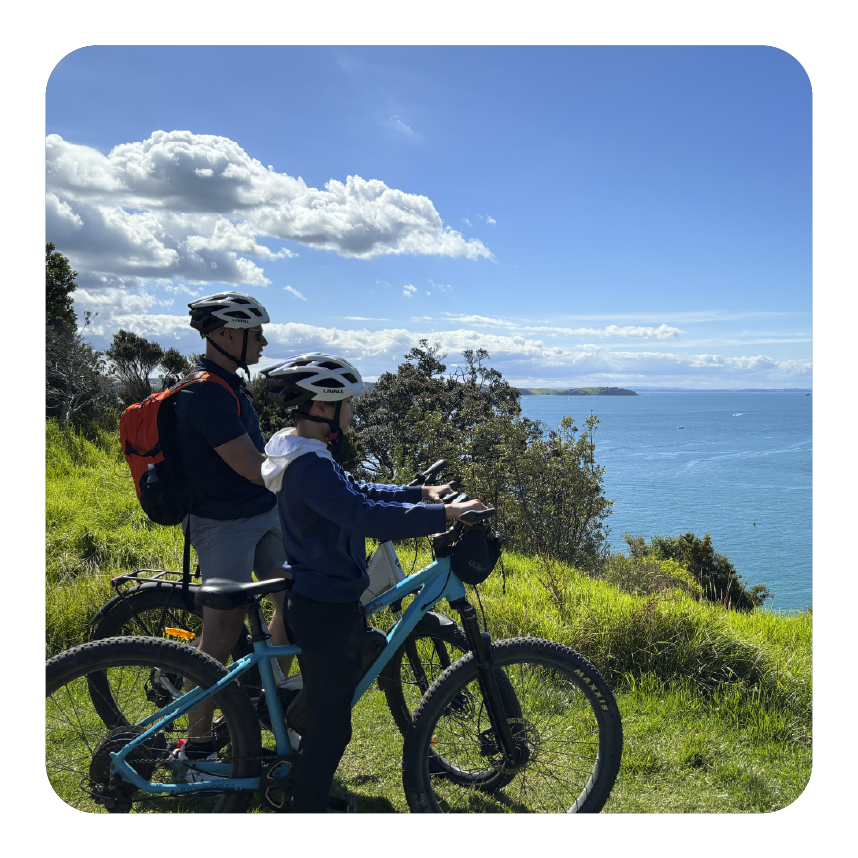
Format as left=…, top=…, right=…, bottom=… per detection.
left=327, top=794, right=357, bottom=813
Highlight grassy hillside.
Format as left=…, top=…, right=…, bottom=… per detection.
left=45, top=422, right=811, bottom=812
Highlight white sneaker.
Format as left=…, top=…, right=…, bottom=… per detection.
left=287, top=727, right=302, bottom=753
left=172, top=740, right=225, bottom=783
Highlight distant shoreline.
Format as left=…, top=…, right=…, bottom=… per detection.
left=517, top=387, right=811, bottom=395
left=519, top=386, right=637, bottom=396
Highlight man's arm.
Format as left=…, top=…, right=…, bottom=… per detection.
left=214, top=434, right=266, bottom=485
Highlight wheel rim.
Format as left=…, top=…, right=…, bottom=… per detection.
left=420, top=655, right=608, bottom=813
left=46, top=651, right=253, bottom=813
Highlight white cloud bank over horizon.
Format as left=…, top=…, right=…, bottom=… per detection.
left=79, top=313, right=812, bottom=388
left=46, top=130, right=492, bottom=291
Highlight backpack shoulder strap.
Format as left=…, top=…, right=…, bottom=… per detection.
left=166, top=370, right=241, bottom=415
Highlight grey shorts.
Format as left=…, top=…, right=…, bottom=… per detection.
left=186, top=507, right=287, bottom=585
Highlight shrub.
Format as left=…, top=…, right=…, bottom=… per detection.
left=623, top=532, right=772, bottom=611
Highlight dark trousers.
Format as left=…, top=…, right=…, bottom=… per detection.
left=285, top=591, right=366, bottom=813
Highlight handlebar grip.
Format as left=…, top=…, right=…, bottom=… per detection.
left=458, top=507, right=496, bottom=524
left=423, top=459, right=447, bottom=477
left=407, top=459, right=448, bottom=487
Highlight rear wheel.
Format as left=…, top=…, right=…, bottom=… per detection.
left=402, top=638, right=623, bottom=813
left=89, top=587, right=256, bottom=726
left=46, top=636, right=262, bottom=813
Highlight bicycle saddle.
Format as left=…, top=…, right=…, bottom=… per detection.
left=195, top=577, right=291, bottom=611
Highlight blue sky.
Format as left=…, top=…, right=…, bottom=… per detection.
left=46, top=45, right=811, bottom=388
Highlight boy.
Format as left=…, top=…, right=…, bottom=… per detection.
left=261, top=353, right=485, bottom=812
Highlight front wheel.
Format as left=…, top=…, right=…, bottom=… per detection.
left=46, top=636, right=262, bottom=813
left=402, top=637, right=623, bottom=813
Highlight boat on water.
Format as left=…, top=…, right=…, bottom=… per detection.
left=677, top=426, right=684, bottom=429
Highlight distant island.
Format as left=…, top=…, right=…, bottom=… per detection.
left=518, top=386, right=638, bottom=396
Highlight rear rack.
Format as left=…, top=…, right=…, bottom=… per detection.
left=109, top=568, right=200, bottom=591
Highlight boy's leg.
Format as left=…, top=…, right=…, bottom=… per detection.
left=285, top=593, right=366, bottom=813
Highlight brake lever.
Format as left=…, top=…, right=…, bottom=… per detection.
left=458, top=507, right=497, bottom=524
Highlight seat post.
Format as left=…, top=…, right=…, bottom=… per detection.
left=245, top=600, right=270, bottom=642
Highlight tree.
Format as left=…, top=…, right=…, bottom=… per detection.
left=46, top=312, right=117, bottom=429
left=351, top=340, right=613, bottom=572
left=105, top=330, right=164, bottom=406
left=46, top=242, right=78, bottom=329
left=351, top=340, right=521, bottom=483
left=158, top=348, right=194, bottom=391
left=624, top=532, right=772, bottom=611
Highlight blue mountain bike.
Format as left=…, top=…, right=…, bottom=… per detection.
left=46, top=510, right=623, bottom=813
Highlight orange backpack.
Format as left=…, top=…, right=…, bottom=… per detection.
left=120, top=370, right=240, bottom=526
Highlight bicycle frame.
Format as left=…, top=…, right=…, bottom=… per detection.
left=110, top=555, right=467, bottom=796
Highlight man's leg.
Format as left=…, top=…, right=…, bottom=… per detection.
left=183, top=513, right=256, bottom=743
left=254, top=515, right=294, bottom=677
left=187, top=605, right=247, bottom=742
left=257, top=570, right=293, bottom=677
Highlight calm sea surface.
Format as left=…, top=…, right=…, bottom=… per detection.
left=518, top=391, right=812, bottom=613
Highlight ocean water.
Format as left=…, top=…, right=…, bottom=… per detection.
left=518, top=391, right=812, bottom=613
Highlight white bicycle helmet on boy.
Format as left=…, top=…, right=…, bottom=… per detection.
left=188, top=291, right=270, bottom=376
left=261, top=353, right=365, bottom=409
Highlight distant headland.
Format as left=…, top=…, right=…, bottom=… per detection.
left=518, top=386, right=638, bottom=396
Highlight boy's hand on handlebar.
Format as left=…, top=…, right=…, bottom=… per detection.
left=447, top=499, right=487, bottom=522
left=422, top=483, right=455, bottom=503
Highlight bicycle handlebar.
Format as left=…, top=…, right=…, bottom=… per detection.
left=407, top=459, right=448, bottom=487
left=457, top=507, right=496, bottom=524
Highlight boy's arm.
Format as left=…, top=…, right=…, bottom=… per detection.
left=300, top=456, right=446, bottom=540
left=345, top=472, right=423, bottom=504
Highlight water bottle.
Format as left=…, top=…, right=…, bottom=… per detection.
left=146, top=463, right=159, bottom=486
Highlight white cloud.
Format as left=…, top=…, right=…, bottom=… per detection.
left=389, top=115, right=414, bottom=135
left=462, top=218, right=471, bottom=227
left=345, top=316, right=389, bottom=321
left=439, top=314, right=682, bottom=339
left=428, top=279, right=452, bottom=292
left=81, top=313, right=810, bottom=388
left=486, top=215, right=497, bottom=225
left=46, top=131, right=491, bottom=283
left=403, top=284, right=417, bottom=297
left=283, top=285, right=307, bottom=301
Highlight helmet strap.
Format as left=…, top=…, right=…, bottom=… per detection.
left=206, top=332, right=250, bottom=380
left=297, top=401, right=344, bottom=461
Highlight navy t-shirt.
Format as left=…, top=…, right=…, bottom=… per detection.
left=174, top=359, right=276, bottom=520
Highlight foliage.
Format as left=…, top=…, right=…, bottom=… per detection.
left=246, top=373, right=286, bottom=440
left=623, top=532, right=773, bottom=611
left=46, top=312, right=118, bottom=430
left=46, top=242, right=78, bottom=329
left=158, top=347, right=194, bottom=390
left=351, top=341, right=612, bottom=575
left=105, top=329, right=165, bottom=406
left=603, top=552, right=703, bottom=600
left=352, top=340, right=520, bottom=482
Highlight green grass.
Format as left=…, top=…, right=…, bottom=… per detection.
left=45, top=422, right=812, bottom=812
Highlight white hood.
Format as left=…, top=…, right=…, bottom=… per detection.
left=262, top=427, right=332, bottom=493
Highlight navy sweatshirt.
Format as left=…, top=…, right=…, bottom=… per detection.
left=270, top=444, right=447, bottom=602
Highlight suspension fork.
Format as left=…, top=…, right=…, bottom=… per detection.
left=449, top=598, right=522, bottom=765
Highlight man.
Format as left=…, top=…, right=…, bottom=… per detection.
left=174, top=291, right=290, bottom=763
